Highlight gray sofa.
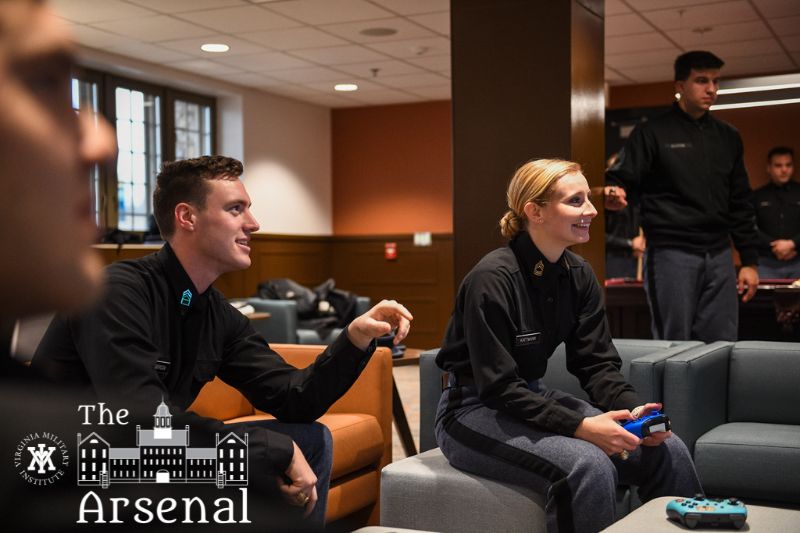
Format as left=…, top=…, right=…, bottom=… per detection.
left=382, top=339, right=700, bottom=533
left=664, top=340, right=800, bottom=505
left=245, top=296, right=370, bottom=345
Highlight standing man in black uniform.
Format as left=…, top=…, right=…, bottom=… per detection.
left=606, top=51, right=760, bottom=342
left=752, top=146, right=800, bottom=279
left=435, top=159, right=701, bottom=533
left=33, top=156, right=413, bottom=527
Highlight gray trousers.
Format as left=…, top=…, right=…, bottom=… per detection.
left=435, top=385, right=702, bottom=533
left=644, top=246, right=738, bottom=342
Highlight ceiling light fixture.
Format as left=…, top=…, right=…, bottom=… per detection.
left=717, top=83, right=800, bottom=95
left=360, top=27, right=397, bottom=37
left=334, top=83, right=358, bottom=92
left=201, top=43, right=230, bottom=53
left=711, top=97, right=800, bottom=111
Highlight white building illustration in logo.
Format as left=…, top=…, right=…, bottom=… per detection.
left=77, top=400, right=248, bottom=489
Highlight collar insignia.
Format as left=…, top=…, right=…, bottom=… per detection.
left=180, top=289, right=192, bottom=307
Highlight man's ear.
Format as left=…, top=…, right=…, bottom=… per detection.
left=523, top=201, right=542, bottom=225
left=175, top=203, right=196, bottom=232
left=674, top=80, right=684, bottom=99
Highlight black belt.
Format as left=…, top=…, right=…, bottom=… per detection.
left=441, top=371, right=476, bottom=390
left=442, top=372, right=546, bottom=392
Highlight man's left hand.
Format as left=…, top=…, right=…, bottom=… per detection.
left=771, top=239, right=797, bottom=261
left=738, top=266, right=759, bottom=303
left=632, top=402, right=672, bottom=447
left=346, top=300, right=413, bottom=351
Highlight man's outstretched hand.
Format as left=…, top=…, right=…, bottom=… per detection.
left=347, top=299, right=413, bottom=351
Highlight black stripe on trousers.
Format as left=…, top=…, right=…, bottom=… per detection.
left=646, top=249, right=665, bottom=339
left=440, top=387, right=576, bottom=533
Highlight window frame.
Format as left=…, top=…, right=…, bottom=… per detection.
left=72, top=67, right=217, bottom=232
left=166, top=88, right=217, bottom=162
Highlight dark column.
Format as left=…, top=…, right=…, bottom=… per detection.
left=451, top=0, right=606, bottom=286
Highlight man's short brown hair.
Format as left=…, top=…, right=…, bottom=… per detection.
left=153, top=155, right=243, bottom=238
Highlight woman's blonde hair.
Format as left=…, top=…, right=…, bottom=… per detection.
left=499, top=158, right=582, bottom=239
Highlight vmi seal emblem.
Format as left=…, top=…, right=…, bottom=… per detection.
left=14, top=432, right=69, bottom=486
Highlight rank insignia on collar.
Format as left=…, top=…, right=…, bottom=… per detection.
left=180, top=289, right=192, bottom=307
left=533, top=260, right=544, bottom=277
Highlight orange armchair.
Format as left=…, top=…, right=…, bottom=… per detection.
left=188, top=344, right=393, bottom=526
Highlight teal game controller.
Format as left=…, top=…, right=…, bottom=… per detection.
left=666, top=496, right=747, bottom=529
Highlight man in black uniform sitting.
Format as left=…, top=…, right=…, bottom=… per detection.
left=32, top=156, right=412, bottom=527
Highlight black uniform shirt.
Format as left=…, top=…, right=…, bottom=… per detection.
left=606, top=103, right=759, bottom=266
left=751, top=180, right=800, bottom=256
left=32, top=244, right=375, bottom=474
left=436, top=232, right=641, bottom=437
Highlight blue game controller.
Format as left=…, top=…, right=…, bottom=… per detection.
left=666, top=495, right=747, bottom=529
left=621, top=410, right=671, bottom=439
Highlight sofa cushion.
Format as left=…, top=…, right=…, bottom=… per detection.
left=381, top=448, right=547, bottom=533
left=323, top=413, right=384, bottom=479
left=694, top=422, right=800, bottom=504
left=728, top=342, right=800, bottom=424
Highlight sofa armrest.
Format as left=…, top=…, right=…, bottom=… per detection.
left=628, top=341, right=704, bottom=403
left=270, top=343, right=393, bottom=468
left=664, top=341, right=733, bottom=454
left=246, top=298, right=299, bottom=344
left=419, top=349, right=443, bottom=453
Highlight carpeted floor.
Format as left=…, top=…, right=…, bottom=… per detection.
left=391, top=365, right=421, bottom=461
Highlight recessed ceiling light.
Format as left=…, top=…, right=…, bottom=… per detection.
left=360, top=27, right=397, bottom=37
left=334, top=83, right=358, bottom=92
left=201, top=43, right=230, bottom=53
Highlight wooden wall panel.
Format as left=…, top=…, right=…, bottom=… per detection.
left=331, top=235, right=454, bottom=350
left=242, top=235, right=332, bottom=295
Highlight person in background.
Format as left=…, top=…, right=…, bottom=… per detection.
left=604, top=153, right=645, bottom=279
left=435, top=159, right=701, bottom=533
left=606, top=50, right=760, bottom=342
left=752, top=146, right=800, bottom=280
